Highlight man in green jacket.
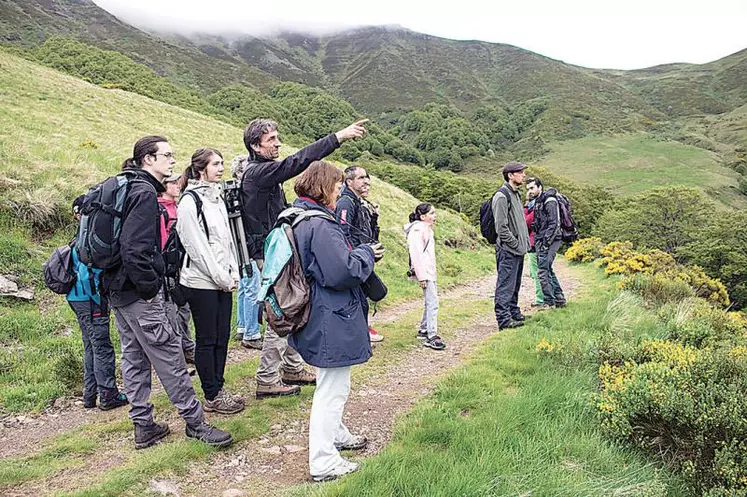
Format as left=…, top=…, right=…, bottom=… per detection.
left=491, top=162, right=530, bottom=330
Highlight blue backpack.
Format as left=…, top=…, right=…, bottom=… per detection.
left=259, top=207, right=333, bottom=337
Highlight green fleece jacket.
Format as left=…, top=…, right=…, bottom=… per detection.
left=491, top=182, right=530, bottom=256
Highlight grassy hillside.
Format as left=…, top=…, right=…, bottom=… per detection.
left=463, top=133, right=746, bottom=209
left=539, top=134, right=747, bottom=208
left=0, top=50, right=494, bottom=412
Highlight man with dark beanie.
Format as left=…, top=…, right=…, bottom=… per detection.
left=240, top=118, right=368, bottom=399
left=491, top=162, right=530, bottom=330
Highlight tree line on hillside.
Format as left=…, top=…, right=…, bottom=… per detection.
left=22, top=37, right=555, bottom=172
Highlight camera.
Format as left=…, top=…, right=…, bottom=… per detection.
left=222, top=179, right=242, bottom=216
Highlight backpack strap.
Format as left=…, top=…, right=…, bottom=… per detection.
left=291, top=209, right=335, bottom=227
left=180, top=190, right=209, bottom=240
left=497, top=184, right=513, bottom=211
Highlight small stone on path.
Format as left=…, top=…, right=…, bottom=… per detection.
left=284, top=444, right=304, bottom=453
left=261, top=446, right=282, bottom=455
left=222, top=489, right=247, bottom=497
left=149, top=479, right=179, bottom=496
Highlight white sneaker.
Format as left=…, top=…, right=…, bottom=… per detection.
left=311, top=458, right=360, bottom=482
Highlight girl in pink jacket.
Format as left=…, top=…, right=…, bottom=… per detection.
left=404, top=203, right=445, bottom=350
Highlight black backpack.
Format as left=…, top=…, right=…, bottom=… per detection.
left=555, top=192, right=579, bottom=243
left=162, top=190, right=207, bottom=305
left=479, top=185, right=511, bottom=244
left=42, top=243, right=77, bottom=294
left=75, top=171, right=151, bottom=269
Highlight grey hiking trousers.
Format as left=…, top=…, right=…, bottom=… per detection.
left=254, top=259, right=305, bottom=386
left=112, top=292, right=204, bottom=427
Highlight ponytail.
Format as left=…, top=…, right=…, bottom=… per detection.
left=409, top=202, right=433, bottom=223
left=121, top=157, right=138, bottom=170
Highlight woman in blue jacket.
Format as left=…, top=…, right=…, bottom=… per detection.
left=288, top=161, right=384, bottom=482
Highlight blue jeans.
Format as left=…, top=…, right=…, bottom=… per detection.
left=537, top=239, right=566, bottom=306
left=68, top=300, right=117, bottom=399
left=236, top=260, right=261, bottom=340
left=494, top=246, right=525, bottom=327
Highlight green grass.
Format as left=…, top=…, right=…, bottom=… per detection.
left=0, top=279, right=495, bottom=495
left=298, top=265, right=687, bottom=496
left=539, top=133, right=746, bottom=208
left=0, top=49, right=494, bottom=412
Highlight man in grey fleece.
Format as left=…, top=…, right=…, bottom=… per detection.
left=491, top=162, right=530, bottom=330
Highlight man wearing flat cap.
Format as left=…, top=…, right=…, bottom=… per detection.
left=491, top=161, right=530, bottom=330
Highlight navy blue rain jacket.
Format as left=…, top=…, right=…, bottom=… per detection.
left=288, top=197, right=375, bottom=368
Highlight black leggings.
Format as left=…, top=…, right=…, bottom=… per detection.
left=185, top=288, right=232, bottom=401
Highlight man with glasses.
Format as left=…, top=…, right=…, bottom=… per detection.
left=240, top=118, right=368, bottom=399
left=336, top=165, right=384, bottom=342
left=107, top=136, right=232, bottom=449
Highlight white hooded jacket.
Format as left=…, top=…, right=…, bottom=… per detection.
left=404, top=220, right=437, bottom=282
left=176, top=181, right=239, bottom=291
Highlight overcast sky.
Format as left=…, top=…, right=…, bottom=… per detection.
left=93, top=0, right=746, bottom=69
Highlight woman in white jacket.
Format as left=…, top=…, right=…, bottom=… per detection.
left=404, top=202, right=446, bottom=351
left=177, top=148, right=243, bottom=414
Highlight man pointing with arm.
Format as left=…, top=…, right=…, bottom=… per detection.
left=240, top=118, right=368, bottom=399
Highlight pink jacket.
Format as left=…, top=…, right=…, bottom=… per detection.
left=404, top=221, right=437, bottom=282
left=158, top=197, right=178, bottom=250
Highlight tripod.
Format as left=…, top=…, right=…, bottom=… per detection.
left=222, top=180, right=252, bottom=278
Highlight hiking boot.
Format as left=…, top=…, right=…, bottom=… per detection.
left=282, top=369, right=316, bottom=386
left=512, top=314, right=526, bottom=322
left=256, top=381, right=301, bottom=400
left=241, top=337, right=263, bottom=350
left=235, top=327, right=245, bottom=341
left=184, top=348, right=195, bottom=365
left=417, top=329, right=428, bottom=340
left=335, top=434, right=368, bottom=451
left=554, top=301, right=567, bottom=308
left=499, top=320, right=524, bottom=330
left=134, top=422, right=170, bottom=450
left=368, top=326, right=384, bottom=343
left=423, top=336, right=446, bottom=350
left=99, top=391, right=129, bottom=411
left=204, top=389, right=245, bottom=415
left=82, top=395, right=97, bottom=409
left=185, top=421, right=233, bottom=448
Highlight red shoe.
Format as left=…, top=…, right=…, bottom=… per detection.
left=368, top=326, right=379, bottom=335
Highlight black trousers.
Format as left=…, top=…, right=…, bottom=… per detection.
left=185, top=287, right=232, bottom=401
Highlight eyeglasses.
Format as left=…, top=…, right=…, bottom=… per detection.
left=151, top=152, right=176, bottom=160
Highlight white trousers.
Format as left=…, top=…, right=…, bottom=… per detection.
left=309, top=366, right=356, bottom=477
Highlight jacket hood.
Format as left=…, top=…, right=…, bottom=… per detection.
left=539, top=187, right=558, bottom=201
left=129, top=169, right=166, bottom=193
left=293, top=197, right=335, bottom=216
left=403, top=220, right=427, bottom=236
left=185, top=180, right=223, bottom=204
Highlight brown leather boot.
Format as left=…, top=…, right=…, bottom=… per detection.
left=281, top=368, right=317, bottom=386
left=255, top=381, right=301, bottom=400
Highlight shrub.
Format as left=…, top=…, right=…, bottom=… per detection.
left=565, top=237, right=604, bottom=263
left=598, top=341, right=747, bottom=495
left=620, top=273, right=694, bottom=306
